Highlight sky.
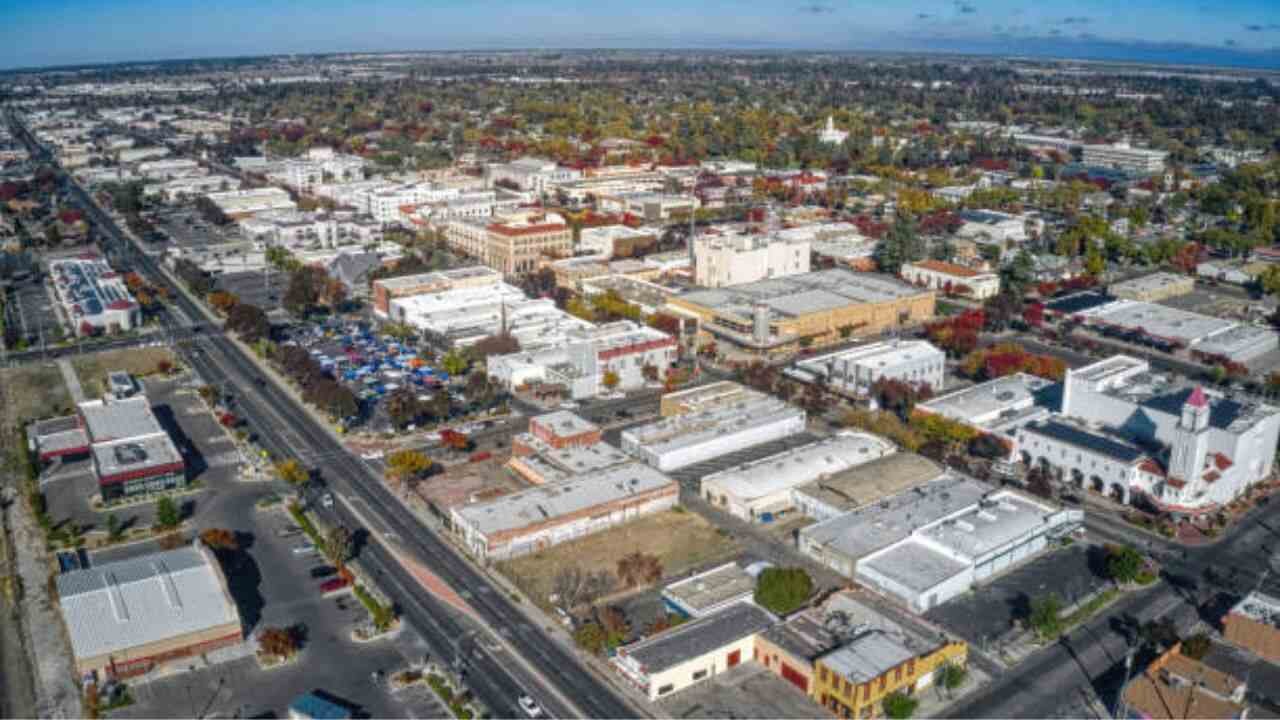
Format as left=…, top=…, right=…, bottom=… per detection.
left=2, top=0, right=1280, bottom=71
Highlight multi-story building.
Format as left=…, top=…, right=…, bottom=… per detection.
left=1082, top=142, right=1169, bottom=174
left=900, top=260, right=1001, bottom=300
left=371, top=266, right=503, bottom=317
left=205, top=188, right=297, bottom=219
left=813, top=629, right=968, bottom=719
left=48, top=257, right=140, bottom=336
left=597, top=191, right=699, bottom=222
left=485, top=157, right=581, bottom=193
left=693, top=234, right=811, bottom=288
left=787, top=340, right=946, bottom=396
left=239, top=210, right=383, bottom=249
left=445, top=211, right=572, bottom=275
left=451, top=461, right=678, bottom=561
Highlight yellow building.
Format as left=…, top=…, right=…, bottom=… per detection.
left=812, top=631, right=967, bottom=719
left=666, top=269, right=935, bottom=358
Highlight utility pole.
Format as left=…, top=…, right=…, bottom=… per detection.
left=1114, top=644, right=1135, bottom=720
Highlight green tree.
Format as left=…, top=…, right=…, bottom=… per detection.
left=1181, top=632, right=1212, bottom=660
left=940, top=663, right=968, bottom=691
left=1084, top=244, right=1106, bottom=276
left=1029, top=594, right=1063, bottom=639
left=754, top=567, right=814, bottom=615
left=105, top=513, right=125, bottom=543
left=883, top=692, right=919, bottom=719
left=1105, top=545, right=1145, bottom=584
left=325, top=525, right=354, bottom=569
left=441, top=350, right=469, bottom=377
left=573, top=622, right=607, bottom=654
left=154, top=497, right=181, bottom=530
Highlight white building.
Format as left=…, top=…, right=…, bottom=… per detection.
left=955, top=210, right=1042, bottom=246
left=486, top=157, right=581, bottom=194
left=621, top=392, right=807, bottom=472
left=787, top=340, right=946, bottom=396
left=1082, top=142, right=1169, bottom=174
left=693, top=234, right=810, bottom=288
left=799, top=476, right=1080, bottom=612
left=136, top=158, right=204, bottom=181
left=917, top=374, right=1056, bottom=452
left=818, top=116, right=849, bottom=145
left=900, top=260, right=1001, bottom=300
left=699, top=432, right=896, bottom=522
left=49, top=257, right=140, bottom=336
left=578, top=224, right=655, bottom=258
left=239, top=210, right=382, bottom=249
left=206, top=188, right=297, bottom=219
left=487, top=320, right=678, bottom=399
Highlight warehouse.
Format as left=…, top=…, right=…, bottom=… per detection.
left=666, top=269, right=934, bottom=357
left=371, top=266, right=503, bottom=316
left=1075, top=299, right=1279, bottom=362
left=916, top=373, right=1056, bottom=450
left=699, top=432, right=896, bottom=523
left=451, top=462, right=678, bottom=561
left=1108, top=272, right=1194, bottom=302
left=791, top=453, right=945, bottom=523
left=621, top=390, right=807, bottom=472
left=787, top=340, right=946, bottom=397
left=613, top=602, right=777, bottom=700
left=799, top=476, right=1079, bottom=612
left=661, top=562, right=758, bottom=619
left=57, top=543, right=242, bottom=679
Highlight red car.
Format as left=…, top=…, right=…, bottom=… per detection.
left=319, top=577, right=351, bottom=594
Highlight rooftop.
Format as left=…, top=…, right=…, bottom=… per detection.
left=677, top=269, right=929, bottom=321
left=662, top=563, right=757, bottom=615
left=860, top=539, right=971, bottom=592
left=917, top=374, right=1054, bottom=430
left=532, top=410, right=600, bottom=439
left=794, top=453, right=945, bottom=513
left=1228, top=590, right=1280, bottom=629
left=91, top=433, right=184, bottom=482
left=454, top=462, right=675, bottom=536
left=819, top=630, right=918, bottom=683
left=791, top=340, right=945, bottom=381
left=701, top=432, right=896, bottom=503
left=78, top=395, right=163, bottom=442
left=618, top=602, right=776, bottom=674
left=622, top=395, right=805, bottom=457
left=1109, top=272, right=1193, bottom=296
left=56, top=545, right=240, bottom=662
left=1021, top=419, right=1146, bottom=464
left=1078, top=299, right=1235, bottom=345
left=917, top=490, right=1063, bottom=562
left=904, top=259, right=991, bottom=279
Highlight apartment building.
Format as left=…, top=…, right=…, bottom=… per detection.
left=693, top=234, right=811, bottom=288
left=1082, top=142, right=1169, bottom=174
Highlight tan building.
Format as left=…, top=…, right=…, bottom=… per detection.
left=371, top=265, right=502, bottom=316
left=667, top=269, right=935, bottom=357
left=484, top=213, right=572, bottom=275
left=1109, top=272, right=1195, bottom=302
left=57, top=543, right=242, bottom=679
left=1222, top=591, right=1280, bottom=664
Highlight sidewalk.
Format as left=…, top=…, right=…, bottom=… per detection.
left=57, top=357, right=85, bottom=403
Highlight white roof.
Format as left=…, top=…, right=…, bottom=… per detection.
left=701, top=432, right=895, bottom=502
left=57, top=546, right=240, bottom=662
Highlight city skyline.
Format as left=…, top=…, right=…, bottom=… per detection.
left=3, top=0, right=1280, bottom=71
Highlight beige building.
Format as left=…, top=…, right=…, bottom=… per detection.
left=1108, top=272, right=1195, bottom=302
left=900, top=260, right=1001, bottom=300
left=445, top=211, right=571, bottom=275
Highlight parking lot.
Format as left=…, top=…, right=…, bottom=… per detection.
left=4, top=271, right=66, bottom=345
left=148, top=207, right=241, bottom=251
left=215, top=268, right=284, bottom=314
left=925, top=544, right=1109, bottom=647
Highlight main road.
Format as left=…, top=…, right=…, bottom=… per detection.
left=8, top=116, right=639, bottom=719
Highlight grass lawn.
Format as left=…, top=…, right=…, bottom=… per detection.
left=497, top=509, right=739, bottom=611
left=0, top=364, right=72, bottom=427
left=72, top=346, right=177, bottom=398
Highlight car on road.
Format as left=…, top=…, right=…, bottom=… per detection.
left=309, top=565, right=337, bottom=579
left=518, top=695, right=543, bottom=718
left=291, top=542, right=317, bottom=556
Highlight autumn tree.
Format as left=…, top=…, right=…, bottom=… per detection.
left=207, top=291, right=240, bottom=315
left=326, top=525, right=354, bottom=569
left=275, top=459, right=310, bottom=486
left=257, top=626, right=301, bottom=659
left=199, top=528, right=239, bottom=551
left=602, top=370, right=620, bottom=391
left=616, top=552, right=662, bottom=588
left=385, top=449, right=432, bottom=487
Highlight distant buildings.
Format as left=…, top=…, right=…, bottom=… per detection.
left=487, top=320, right=677, bottom=399
left=1082, top=142, right=1169, bottom=174
left=56, top=543, right=241, bottom=679
left=1108, top=272, right=1195, bottom=302
left=900, top=260, right=1001, bottom=300
left=1073, top=299, right=1278, bottom=363
left=48, top=256, right=139, bottom=336
left=955, top=210, right=1042, bottom=247
left=485, top=157, right=581, bottom=193
left=205, top=187, right=297, bottom=219
left=693, top=233, right=811, bottom=288
left=787, top=340, right=946, bottom=397
left=578, top=224, right=658, bottom=259
left=817, top=116, right=849, bottom=145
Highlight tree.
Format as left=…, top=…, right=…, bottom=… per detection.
left=754, top=567, right=814, bottom=616
left=225, top=303, right=270, bottom=342
left=326, top=526, right=353, bottom=569
left=573, top=622, right=607, bottom=654
left=1029, top=594, right=1063, bottom=639
left=199, top=527, right=239, bottom=551
left=1105, top=545, right=1145, bottom=584
left=597, top=605, right=630, bottom=648
left=616, top=552, right=663, bottom=588
left=1181, top=632, right=1211, bottom=660
left=257, top=626, right=301, bottom=659
left=940, top=663, right=968, bottom=692
left=154, top=496, right=181, bottom=530
left=441, top=350, right=469, bottom=377
left=207, top=291, right=239, bottom=315
left=883, top=692, right=919, bottom=719
left=105, top=513, right=125, bottom=543
left=385, top=386, right=422, bottom=429
left=602, top=370, right=620, bottom=391
left=275, top=459, right=310, bottom=486
left=385, top=449, right=432, bottom=486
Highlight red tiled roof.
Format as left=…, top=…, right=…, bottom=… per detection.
left=1139, top=459, right=1165, bottom=476
left=1213, top=454, right=1233, bottom=471
left=908, top=259, right=982, bottom=278
left=1203, top=471, right=1220, bottom=484
left=1166, top=477, right=1187, bottom=489
left=1187, top=386, right=1208, bottom=408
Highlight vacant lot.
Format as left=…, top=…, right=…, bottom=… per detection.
left=72, top=346, right=178, bottom=397
left=0, top=364, right=71, bottom=427
left=497, top=509, right=739, bottom=610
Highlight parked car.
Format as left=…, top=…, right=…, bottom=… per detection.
left=321, top=493, right=334, bottom=509
left=518, top=695, right=543, bottom=718
left=291, top=542, right=316, bottom=556
left=319, top=577, right=351, bottom=594
left=309, top=565, right=337, bottom=579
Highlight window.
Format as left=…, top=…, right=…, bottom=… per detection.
left=658, top=684, right=674, bottom=696
left=692, top=669, right=708, bottom=681
left=894, top=667, right=902, bottom=682
left=879, top=676, right=886, bottom=691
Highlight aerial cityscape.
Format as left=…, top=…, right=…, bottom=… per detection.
left=3, top=2, right=1280, bottom=719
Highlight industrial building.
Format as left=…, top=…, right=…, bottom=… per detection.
left=57, top=543, right=242, bottom=679
left=791, top=453, right=945, bottom=523
left=1074, top=299, right=1280, bottom=361
left=49, top=256, right=140, bottom=336
left=1108, top=272, right=1195, bottom=302
left=786, top=340, right=946, bottom=397
left=1057, top=355, right=1280, bottom=516
left=693, top=233, right=810, bottom=288
left=667, top=269, right=935, bottom=357
left=699, top=432, right=896, bottom=523
left=513, top=411, right=602, bottom=453
left=486, top=320, right=677, bottom=399
left=398, top=292, right=591, bottom=353
left=900, top=260, right=1001, bottom=300
left=451, top=461, right=678, bottom=561
left=1221, top=591, right=1280, bottom=665
left=661, top=563, right=759, bottom=619
left=916, top=373, right=1056, bottom=448
left=799, top=476, right=1080, bottom=612
left=612, top=602, right=777, bottom=700
left=621, top=386, right=807, bottom=472
left=507, top=441, right=633, bottom=486
left=31, top=393, right=187, bottom=501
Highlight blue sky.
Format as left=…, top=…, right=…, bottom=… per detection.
left=2, top=0, right=1279, bottom=70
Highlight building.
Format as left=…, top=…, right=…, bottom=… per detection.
left=205, top=188, right=297, bottom=219
left=900, top=260, right=1001, bottom=300
left=1059, top=355, right=1280, bottom=516
left=799, top=476, right=1080, bottom=612
left=662, top=563, right=758, bottom=619
left=451, top=461, right=678, bottom=561
left=1082, top=142, right=1169, bottom=174
left=1109, top=272, right=1196, bottom=302
left=813, top=627, right=968, bottom=719
left=514, top=411, right=602, bottom=453
left=48, top=256, right=140, bottom=336
left=955, top=210, right=1041, bottom=247
left=622, top=387, right=807, bottom=472
left=446, top=211, right=572, bottom=275
left=787, top=340, right=946, bottom=397
left=1120, top=645, right=1247, bottom=719
left=597, top=192, right=699, bottom=223
left=1016, top=418, right=1156, bottom=505
left=288, top=692, right=353, bottom=720
left=56, top=544, right=241, bottom=679
left=371, top=266, right=503, bottom=316
left=580, top=275, right=677, bottom=316
left=916, top=373, right=1056, bottom=450
left=1222, top=591, right=1280, bottom=664
left=612, top=602, right=778, bottom=700
left=667, top=269, right=935, bottom=357
left=818, top=116, right=849, bottom=145
left=579, top=225, right=658, bottom=259
left=487, top=320, right=677, bottom=399
left=700, top=433, right=896, bottom=523
left=507, top=441, right=633, bottom=486
left=485, top=157, right=581, bottom=193
left=791, top=453, right=946, bottom=523
left=693, top=234, right=811, bottom=288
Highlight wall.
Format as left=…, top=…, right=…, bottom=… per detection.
left=644, top=633, right=759, bottom=701
left=813, top=641, right=967, bottom=719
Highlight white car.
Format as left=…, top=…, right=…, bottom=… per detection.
left=517, top=695, right=543, bottom=718
left=321, top=493, right=334, bottom=509
left=558, top=401, right=579, bottom=410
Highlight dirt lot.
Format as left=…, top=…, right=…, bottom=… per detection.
left=71, top=346, right=177, bottom=397
left=497, top=509, right=739, bottom=610
left=0, top=364, right=71, bottom=427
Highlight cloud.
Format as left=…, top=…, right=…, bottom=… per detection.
left=797, top=2, right=835, bottom=14
left=1244, top=23, right=1280, bottom=32
left=1058, top=16, right=1091, bottom=25
left=955, top=1, right=977, bottom=14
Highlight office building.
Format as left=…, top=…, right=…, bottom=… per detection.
left=900, top=260, right=1001, bottom=300
left=445, top=211, right=572, bottom=275
left=787, top=340, right=946, bottom=396
left=487, top=320, right=677, bottom=399
left=693, top=234, right=811, bottom=288
left=57, top=544, right=241, bottom=679
left=1082, top=142, right=1169, bottom=174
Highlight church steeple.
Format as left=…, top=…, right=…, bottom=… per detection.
left=1181, top=386, right=1210, bottom=432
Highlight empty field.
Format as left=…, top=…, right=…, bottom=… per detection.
left=496, top=509, right=739, bottom=610
left=0, top=364, right=71, bottom=427
left=72, top=346, right=178, bottom=397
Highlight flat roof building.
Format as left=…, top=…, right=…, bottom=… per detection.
left=371, top=265, right=502, bottom=316
left=1109, top=272, right=1195, bottom=302
left=205, top=187, right=296, bottom=219
left=791, top=453, right=946, bottom=523
left=787, top=340, right=946, bottom=397
left=1082, top=142, right=1168, bottom=174
left=49, top=256, right=140, bottom=337
left=57, top=543, right=241, bottom=678
left=487, top=320, right=678, bottom=399
left=661, top=563, right=758, bottom=619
